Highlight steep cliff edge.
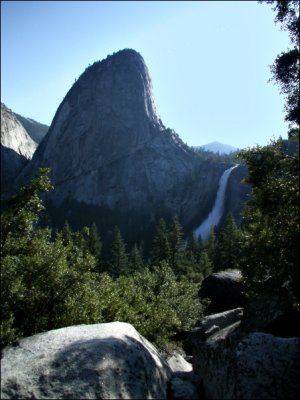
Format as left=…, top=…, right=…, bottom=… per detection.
left=1, top=103, right=37, bottom=194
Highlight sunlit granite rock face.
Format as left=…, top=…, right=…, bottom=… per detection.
left=19, top=49, right=230, bottom=238
left=1, top=103, right=37, bottom=193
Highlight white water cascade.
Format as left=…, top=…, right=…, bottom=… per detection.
left=194, top=164, right=239, bottom=241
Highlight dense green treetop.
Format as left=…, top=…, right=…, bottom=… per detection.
left=238, top=138, right=299, bottom=303
left=261, top=0, right=299, bottom=137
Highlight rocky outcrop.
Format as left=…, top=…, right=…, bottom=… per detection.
left=1, top=103, right=37, bottom=193
left=186, top=285, right=300, bottom=400
left=1, top=322, right=172, bottom=399
left=18, top=49, right=233, bottom=242
left=199, top=269, right=246, bottom=313
left=192, top=330, right=300, bottom=399
left=15, top=112, right=49, bottom=144
left=184, top=308, right=244, bottom=355
left=167, top=352, right=194, bottom=374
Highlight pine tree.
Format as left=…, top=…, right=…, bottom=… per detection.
left=128, top=243, right=145, bottom=274
left=60, top=221, right=73, bottom=246
left=168, top=216, right=183, bottom=270
left=1, top=169, right=101, bottom=348
left=73, top=226, right=90, bottom=256
left=204, top=228, right=217, bottom=269
left=185, top=232, right=202, bottom=263
left=263, top=0, right=299, bottom=138
left=1, top=168, right=53, bottom=248
left=215, top=213, right=242, bottom=272
left=108, top=227, right=128, bottom=278
left=197, top=249, right=213, bottom=279
left=87, top=223, right=102, bottom=272
left=238, top=139, right=299, bottom=302
left=172, top=232, right=199, bottom=279
left=151, top=218, right=171, bottom=265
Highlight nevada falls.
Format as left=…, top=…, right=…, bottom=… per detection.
left=194, top=164, right=239, bottom=241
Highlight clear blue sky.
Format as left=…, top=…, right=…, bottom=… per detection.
left=1, top=1, right=291, bottom=149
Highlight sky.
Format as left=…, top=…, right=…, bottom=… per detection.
left=1, top=1, right=291, bottom=149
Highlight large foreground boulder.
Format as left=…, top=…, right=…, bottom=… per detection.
left=199, top=269, right=246, bottom=313
left=1, top=322, right=172, bottom=399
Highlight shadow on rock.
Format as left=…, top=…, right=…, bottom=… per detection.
left=42, top=336, right=169, bottom=399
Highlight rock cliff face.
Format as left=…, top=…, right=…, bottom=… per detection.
left=19, top=49, right=231, bottom=241
left=191, top=327, right=299, bottom=399
left=14, top=112, right=48, bottom=144
left=1, top=103, right=37, bottom=193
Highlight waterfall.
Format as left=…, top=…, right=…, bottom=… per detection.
left=194, top=164, right=239, bottom=241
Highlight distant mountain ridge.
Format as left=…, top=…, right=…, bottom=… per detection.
left=194, top=141, right=238, bottom=154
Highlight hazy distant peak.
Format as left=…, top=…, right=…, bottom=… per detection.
left=195, top=141, right=238, bottom=154
left=24, top=117, right=38, bottom=124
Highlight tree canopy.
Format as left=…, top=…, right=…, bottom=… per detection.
left=237, top=139, right=299, bottom=303
left=1, top=170, right=204, bottom=349
left=262, top=0, right=300, bottom=137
